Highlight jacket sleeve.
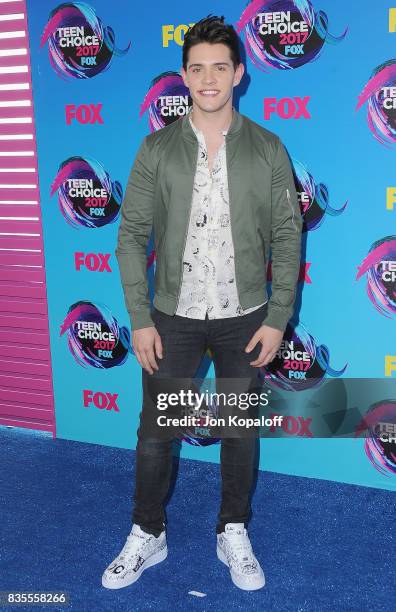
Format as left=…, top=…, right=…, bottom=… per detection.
left=115, top=136, right=155, bottom=331
left=262, top=136, right=303, bottom=333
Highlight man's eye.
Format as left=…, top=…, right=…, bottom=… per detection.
left=217, top=66, right=225, bottom=70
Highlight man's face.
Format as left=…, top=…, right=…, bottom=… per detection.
left=181, top=42, right=244, bottom=114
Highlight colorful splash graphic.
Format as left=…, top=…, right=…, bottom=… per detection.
left=355, top=401, right=396, bottom=477
left=140, top=72, right=192, bottom=132
left=356, top=60, right=396, bottom=146
left=236, top=0, right=347, bottom=72
left=60, top=301, right=131, bottom=368
left=292, top=158, right=347, bottom=231
left=262, top=322, right=347, bottom=391
left=50, top=156, right=122, bottom=229
left=40, top=2, right=130, bottom=79
left=356, top=236, right=396, bottom=318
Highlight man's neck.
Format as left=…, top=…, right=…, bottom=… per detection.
left=189, top=102, right=234, bottom=137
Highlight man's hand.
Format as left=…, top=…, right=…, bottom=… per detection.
left=132, top=326, right=163, bottom=375
left=245, top=325, right=283, bottom=367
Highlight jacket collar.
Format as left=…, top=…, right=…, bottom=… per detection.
left=181, top=104, right=243, bottom=142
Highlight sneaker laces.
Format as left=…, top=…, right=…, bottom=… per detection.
left=225, top=530, right=258, bottom=573
left=119, top=528, right=154, bottom=559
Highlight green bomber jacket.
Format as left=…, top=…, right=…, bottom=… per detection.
left=115, top=107, right=303, bottom=333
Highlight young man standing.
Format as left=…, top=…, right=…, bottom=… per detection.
left=103, top=15, right=302, bottom=592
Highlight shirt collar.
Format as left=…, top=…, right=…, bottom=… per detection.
left=187, top=105, right=231, bottom=137
left=182, top=104, right=243, bottom=143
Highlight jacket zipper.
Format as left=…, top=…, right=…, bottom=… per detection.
left=286, top=187, right=297, bottom=232
left=224, top=134, right=241, bottom=308
left=174, top=141, right=199, bottom=313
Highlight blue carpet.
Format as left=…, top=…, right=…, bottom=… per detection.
left=0, top=425, right=394, bottom=612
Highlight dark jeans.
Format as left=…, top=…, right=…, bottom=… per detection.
left=132, top=302, right=268, bottom=536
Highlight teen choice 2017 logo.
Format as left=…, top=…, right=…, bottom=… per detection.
left=236, top=0, right=347, bottom=72
left=262, top=322, right=347, bottom=391
left=60, top=301, right=131, bottom=368
left=40, top=2, right=130, bottom=79
left=181, top=392, right=220, bottom=447
left=356, top=60, right=396, bottom=147
left=50, top=156, right=122, bottom=228
left=355, top=401, right=396, bottom=477
left=356, top=236, right=396, bottom=318
left=140, top=72, right=192, bottom=132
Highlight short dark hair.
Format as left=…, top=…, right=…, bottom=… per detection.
left=182, top=14, right=241, bottom=71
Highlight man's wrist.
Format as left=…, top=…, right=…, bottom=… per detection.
left=130, top=308, right=155, bottom=331
left=261, top=308, right=289, bottom=334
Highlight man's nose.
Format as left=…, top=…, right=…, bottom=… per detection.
left=202, top=70, right=216, bottom=84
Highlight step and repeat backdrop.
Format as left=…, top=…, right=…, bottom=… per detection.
left=27, top=0, right=396, bottom=490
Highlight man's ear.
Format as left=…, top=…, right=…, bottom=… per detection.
left=180, top=66, right=188, bottom=88
left=234, top=62, right=245, bottom=87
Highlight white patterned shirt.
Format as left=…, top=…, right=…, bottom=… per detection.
left=175, top=108, right=266, bottom=319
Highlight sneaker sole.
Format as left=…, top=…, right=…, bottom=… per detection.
left=102, top=545, right=168, bottom=589
left=217, top=545, right=265, bottom=591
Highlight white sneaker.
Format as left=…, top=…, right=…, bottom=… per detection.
left=217, top=523, right=265, bottom=590
left=102, top=524, right=167, bottom=589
